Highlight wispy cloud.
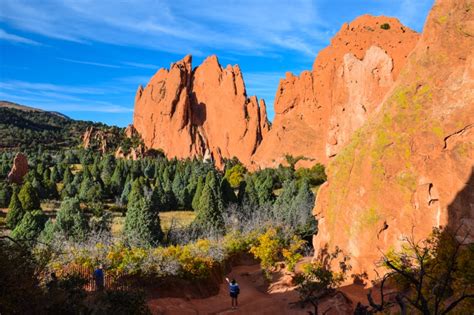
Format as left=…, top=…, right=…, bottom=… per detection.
left=122, top=61, right=159, bottom=70
left=0, top=28, right=40, bottom=45
left=0, top=79, right=134, bottom=114
left=0, top=0, right=325, bottom=57
left=0, top=80, right=106, bottom=95
left=58, top=57, right=122, bottom=69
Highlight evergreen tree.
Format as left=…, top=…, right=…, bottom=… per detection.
left=18, top=181, right=41, bottom=211
left=194, top=172, right=225, bottom=230
left=110, top=162, right=125, bottom=196
left=144, top=162, right=155, bottom=179
left=6, top=190, right=25, bottom=230
left=172, top=170, right=189, bottom=208
left=11, top=210, right=47, bottom=243
left=63, top=167, right=73, bottom=185
left=192, top=176, right=204, bottom=211
left=123, top=197, right=162, bottom=246
left=54, top=197, right=89, bottom=241
left=0, top=182, right=11, bottom=208
left=50, top=166, right=61, bottom=183
left=273, top=179, right=298, bottom=222
left=100, top=155, right=115, bottom=187
left=120, top=179, right=132, bottom=205
left=128, top=179, right=144, bottom=207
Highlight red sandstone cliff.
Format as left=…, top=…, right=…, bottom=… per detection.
left=313, top=0, right=474, bottom=277
left=133, top=55, right=269, bottom=168
left=252, top=15, right=419, bottom=168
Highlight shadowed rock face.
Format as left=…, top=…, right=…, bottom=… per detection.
left=133, top=55, right=269, bottom=169
left=313, top=0, right=474, bottom=278
left=252, top=15, right=419, bottom=168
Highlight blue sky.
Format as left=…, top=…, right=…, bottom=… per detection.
left=0, top=0, right=434, bottom=127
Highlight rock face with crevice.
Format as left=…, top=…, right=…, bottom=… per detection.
left=252, top=15, right=419, bottom=168
left=133, top=55, right=269, bottom=168
left=313, top=0, right=474, bottom=278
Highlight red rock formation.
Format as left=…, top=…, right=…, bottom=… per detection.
left=82, top=126, right=108, bottom=154
left=124, top=124, right=138, bottom=138
left=133, top=55, right=269, bottom=169
left=252, top=15, right=419, bottom=168
left=8, top=153, right=28, bottom=184
left=313, top=0, right=474, bottom=278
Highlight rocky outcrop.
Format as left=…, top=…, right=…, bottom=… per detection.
left=133, top=55, right=269, bottom=168
left=124, top=124, right=138, bottom=139
left=313, top=0, right=474, bottom=278
left=7, top=153, right=28, bottom=184
left=114, top=144, right=146, bottom=160
left=252, top=15, right=419, bottom=168
left=82, top=126, right=109, bottom=154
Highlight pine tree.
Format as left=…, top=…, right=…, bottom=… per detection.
left=123, top=197, right=162, bottom=246
left=0, top=182, right=11, bottom=208
left=18, top=181, right=41, bottom=211
left=11, top=210, right=48, bottom=243
left=100, top=155, right=115, bottom=188
left=50, top=166, right=61, bottom=183
left=194, top=172, right=225, bottom=230
left=128, top=179, right=144, bottom=207
left=273, top=179, right=298, bottom=222
left=192, top=176, right=204, bottom=211
left=110, top=162, right=124, bottom=196
left=54, top=197, right=89, bottom=241
left=172, top=169, right=188, bottom=208
left=120, top=179, right=132, bottom=205
left=6, top=190, right=25, bottom=229
left=63, top=167, right=73, bottom=185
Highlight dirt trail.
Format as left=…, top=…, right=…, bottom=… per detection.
left=147, top=263, right=362, bottom=315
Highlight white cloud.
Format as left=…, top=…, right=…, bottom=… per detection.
left=0, top=28, right=40, bottom=45
left=58, top=58, right=122, bottom=69
left=122, top=61, right=159, bottom=70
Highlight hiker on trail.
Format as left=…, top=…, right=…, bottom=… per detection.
left=93, top=264, right=105, bottom=291
left=225, top=277, right=240, bottom=309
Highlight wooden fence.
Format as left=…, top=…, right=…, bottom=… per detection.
left=62, top=265, right=131, bottom=291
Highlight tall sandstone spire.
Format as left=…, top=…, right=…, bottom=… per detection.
left=252, top=15, right=419, bottom=168
left=313, top=0, right=474, bottom=278
left=133, top=55, right=269, bottom=168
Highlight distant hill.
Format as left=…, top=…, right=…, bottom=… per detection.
left=0, top=100, right=70, bottom=119
left=0, top=101, right=122, bottom=153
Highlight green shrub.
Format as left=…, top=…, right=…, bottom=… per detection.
left=380, top=23, right=390, bottom=30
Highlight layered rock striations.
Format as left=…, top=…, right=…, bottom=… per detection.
left=252, top=15, right=419, bottom=168
left=313, top=0, right=474, bottom=277
left=133, top=55, right=269, bottom=168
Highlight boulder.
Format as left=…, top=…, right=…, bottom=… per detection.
left=7, top=153, right=28, bottom=184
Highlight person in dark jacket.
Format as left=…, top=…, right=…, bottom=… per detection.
left=225, top=277, right=240, bottom=309
left=93, top=264, right=105, bottom=291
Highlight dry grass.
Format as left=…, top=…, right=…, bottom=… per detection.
left=159, top=210, right=195, bottom=231
left=110, top=211, right=195, bottom=237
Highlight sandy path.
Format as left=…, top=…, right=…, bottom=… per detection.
left=147, top=264, right=310, bottom=315
left=147, top=262, right=370, bottom=314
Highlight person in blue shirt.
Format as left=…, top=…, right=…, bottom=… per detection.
left=225, top=277, right=240, bottom=309
left=93, top=264, right=105, bottom=291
